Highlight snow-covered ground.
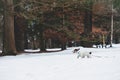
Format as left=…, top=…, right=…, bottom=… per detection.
left=0, top=44, right=120, bottom=80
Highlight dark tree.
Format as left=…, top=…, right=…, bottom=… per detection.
left=2, top=0, right=17, bottom=55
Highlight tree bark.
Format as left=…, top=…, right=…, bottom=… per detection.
left=39, top=27, right=46, bottom=52
left=61, top=43, right=66, bottom=50
left=14, top=15, right=26, bottom=52
left=2, top=0, right=17, bottom=55
left=110, top=4, right=113, bottom=47
left=24, top=31, right=29, bottom=49
left=84, top=3, right=93, bottom=34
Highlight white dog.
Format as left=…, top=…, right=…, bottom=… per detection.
left=77, top=51, right=92, bottom=58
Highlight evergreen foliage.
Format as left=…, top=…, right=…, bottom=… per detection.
left=1, top=0, right=120, bottom=55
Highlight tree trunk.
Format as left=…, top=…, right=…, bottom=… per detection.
left=24, top=31, right=29, bottom=49
left=84, top=4, right=93, bottom=34
left=14, top=15, right=25, bottom=52
left=39, top=27, right=46, bottom=52
left=2, top=0, right=17, bottom=55
left=61, top=43, right=66, bottom=50
left=110, top=4, right=113, bottom=47
left=114, top=33, right=119, bottom=44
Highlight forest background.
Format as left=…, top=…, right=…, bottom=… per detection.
left=0, top=0, right=120, bottom=55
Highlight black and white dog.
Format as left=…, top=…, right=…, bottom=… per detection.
left=77, top=51, right=92, bottom=58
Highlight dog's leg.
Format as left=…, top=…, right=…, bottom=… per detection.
left=81, top=55, right=85, bottom=58
left=87, top=55, right=90, bottom=58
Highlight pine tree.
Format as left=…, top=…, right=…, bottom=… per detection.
left=2, top=0, right=17, bottom=55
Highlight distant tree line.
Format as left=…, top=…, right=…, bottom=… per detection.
left=0, top=0, right=120, bottom=56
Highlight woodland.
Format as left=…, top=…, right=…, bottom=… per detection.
left=0, top=0, right=120, bottom=55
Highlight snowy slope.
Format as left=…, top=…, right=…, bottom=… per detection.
left=0, top=44, right=120, bottom=80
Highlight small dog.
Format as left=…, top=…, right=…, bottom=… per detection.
left=73, top=48, right=80, bottom=53
left=77, top=51, right=92, bottom=58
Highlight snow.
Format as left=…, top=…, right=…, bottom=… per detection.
left=0, top=44, right=120, bottom=80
